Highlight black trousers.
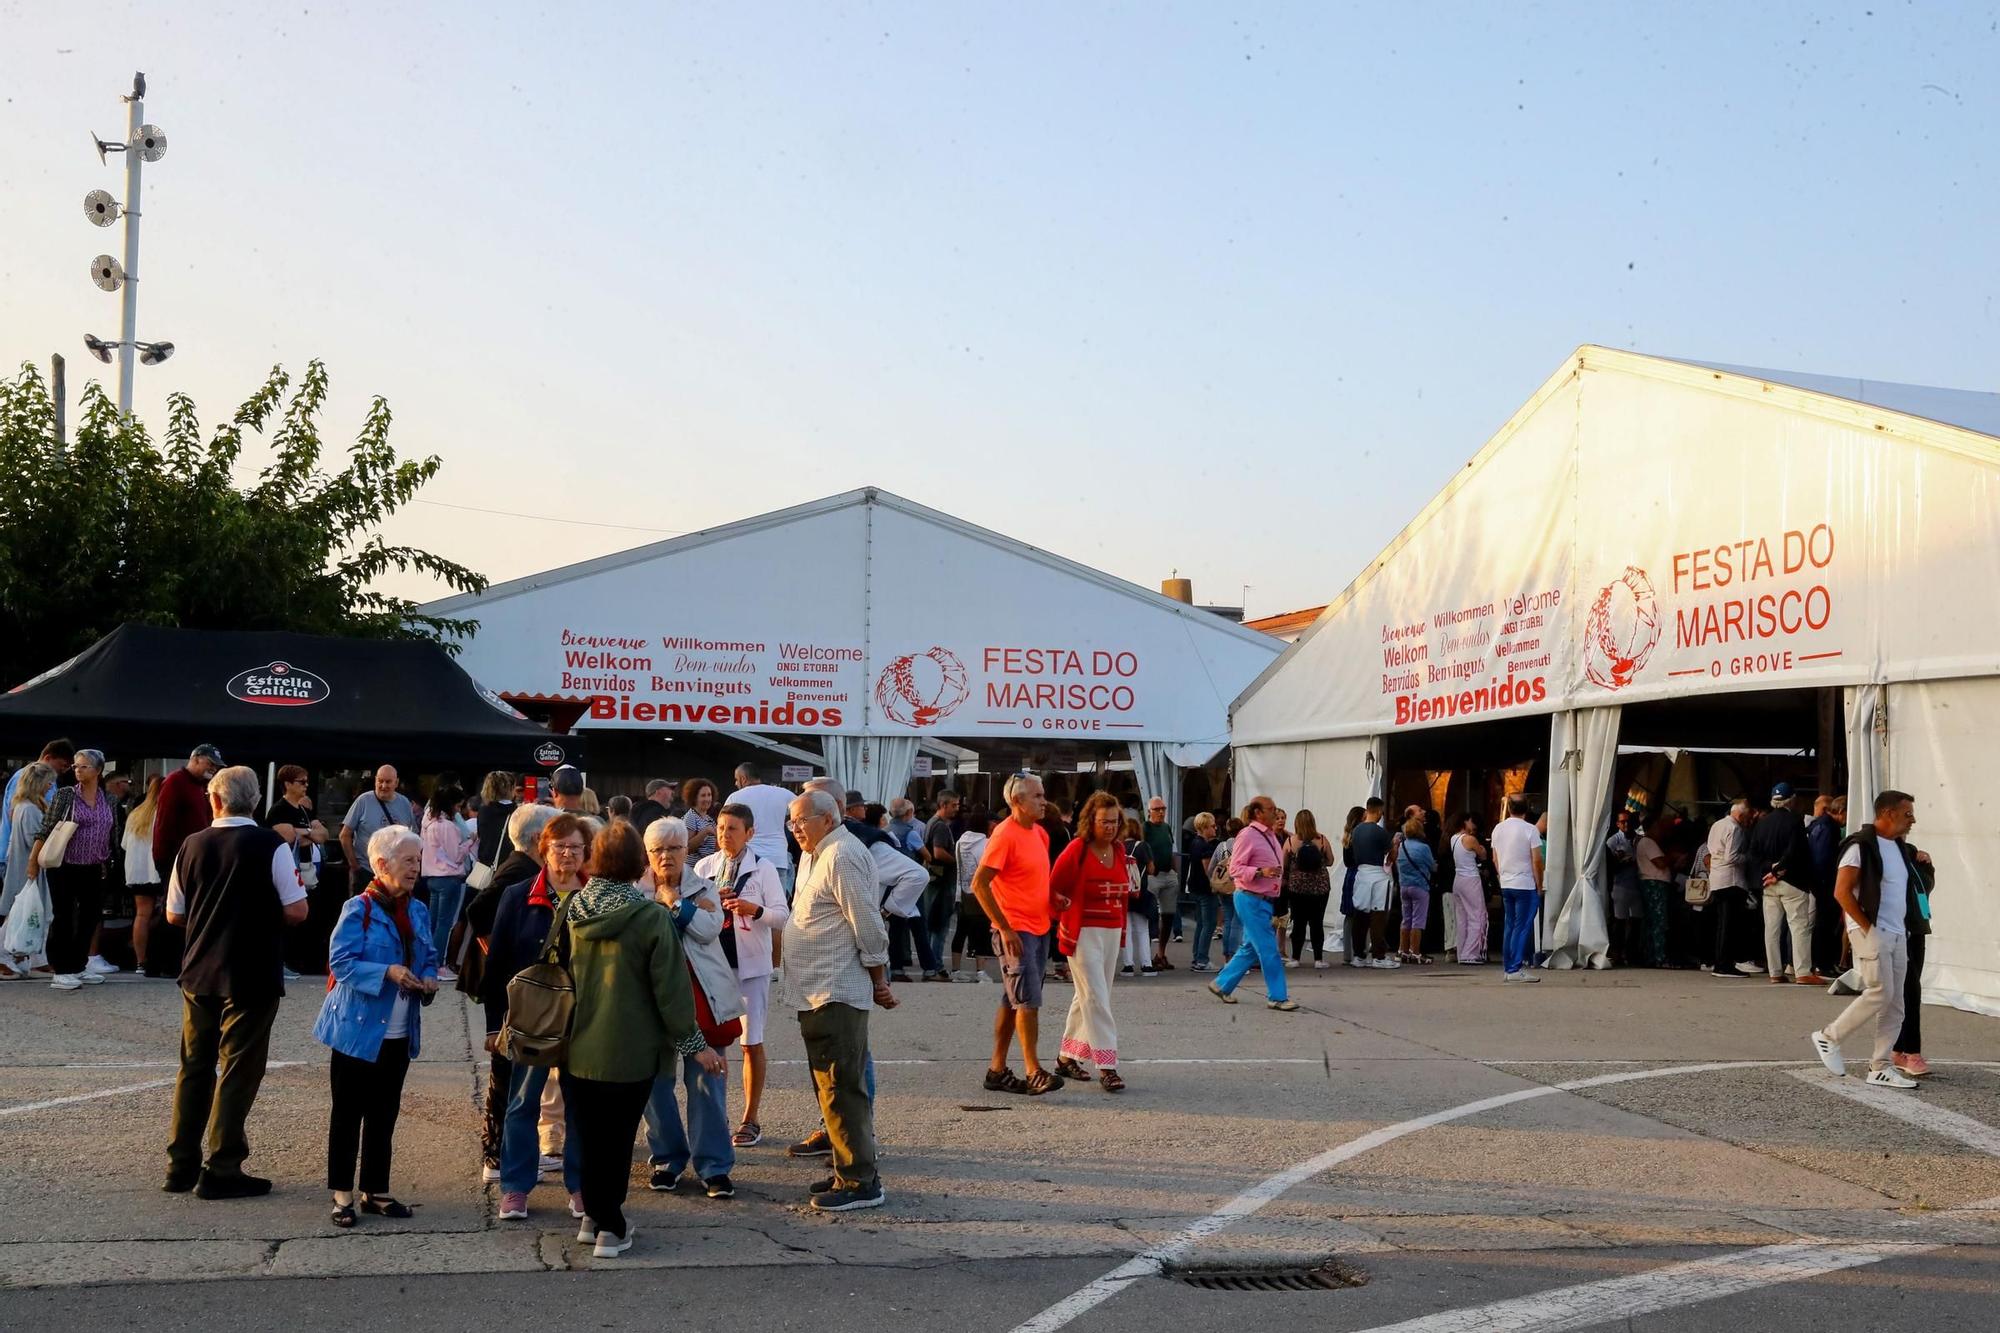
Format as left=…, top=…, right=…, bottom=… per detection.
left=1711, top=888, right=1756, bottom=970
left=1811, top=886, right=1845, bottom=976
left=327, top=1038, right=412, bottom=1193
left=1896, top=930, right=1926, bottom=1056
left=482, top=1051, right=513, bottom=1165
left=45, top=861, right=109, bottom=974
left=1289, top=894, right=1328, bottom=960
left=561, top=1069, right=651, bottom=1238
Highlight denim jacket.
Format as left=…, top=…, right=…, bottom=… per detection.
left=313, top=891, right=439, bottom=1061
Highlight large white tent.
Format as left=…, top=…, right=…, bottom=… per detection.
left=1232, top=346, right=2000, bottom=1016
left=424, top=488, right=1282, bottom=817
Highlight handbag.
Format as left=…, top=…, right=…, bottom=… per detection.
left=465, top=829, right=501, bottom=891
left=40, top=819, right=79, bottom=868
left=1208, top=840, right=1234, bottom=893
left=499, top=895, right=576, bottom=1067
left=2, top=874, right=50, bottom=956
left=1683, top=849, right=1711, bottom=905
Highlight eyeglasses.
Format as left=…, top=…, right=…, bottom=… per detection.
left=786, top=815, right=829, bottom=830
left=549, top=843, right=585, bottom=857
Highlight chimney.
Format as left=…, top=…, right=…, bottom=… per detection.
left=1161, top=577, right=1194, bottom=604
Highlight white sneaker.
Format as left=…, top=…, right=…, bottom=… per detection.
left=1503, top=970, right=1542, bottom=983
left=575, top=1216, right=596, bottom=1242
left=1346, top=957, right=1367, bottom=969
left=481, top=1163, right=501, bottom=1183
left=76, top=970, right=105, bottom=985
left=50, top=973, right=83, bottom=991
left=974, top=971, right=993, bottom=983
left=593, top=1227, right=634, bottom=1258
left=538, top=1153, right=563, bottom=1174
left=84, top=955, right=118, bottom=975
left=1371, top=957, right=1401, bottom=970
left=1809, top=1030, right=1846, bottom=1077
left=282, top=967, right=302, bottom=981
left=1313, top=959, right=1330, bottom=970
left=1734, top=961, right=1762, bottom=975
left=1865, top=1067, right=1918, bottom=1090
left=437, top=966, right=457, bottom=983
left=1283, top=958, right=1299, bottom=969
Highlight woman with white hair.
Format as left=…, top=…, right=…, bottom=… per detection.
left=641, top=815, right=746, bottom=1198
left=31, top=748, right=123, bottom=990
left=314, top=824, right=440, bottom=1227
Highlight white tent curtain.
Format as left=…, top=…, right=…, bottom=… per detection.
left=1235, top=742, right=1307, bottom=818
left=1365, top=735, right=1387, bottom=801
left=819, top=734, right=922, bottom=806
left=1844, top=684, right=1887, bottom=830
left=1546, top=706, right=1619, bottom=970
left=1881, top=678, right=2000, bottom=1017
left=1130, top=741, right=1183, bottom=841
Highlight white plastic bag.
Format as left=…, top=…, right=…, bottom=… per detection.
left=2, top=875, right=51, bottom=957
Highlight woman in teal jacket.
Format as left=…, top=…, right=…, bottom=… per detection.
left=314, top=825, right=439, bottom=1227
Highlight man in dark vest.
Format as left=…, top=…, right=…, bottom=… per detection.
left=163, top=766, right=309, bottom=1198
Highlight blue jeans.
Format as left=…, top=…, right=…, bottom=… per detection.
left=1215, top=891, right=1287, bottom=1001
left=923, top=881, right=954, bottom=966
left=644, top=1051, right=734, bottom=1181
left=501, top=1060, right=580, bottom=1195
left=419, top=875, right=466, bottom=962
left=1502, top=889, right=1539, bottom=974
left=1192, top=893, right=1221, bottom=966
left=1219, top=892, right=1242, bottom=960
left=775, top=866, right=796, bottom=902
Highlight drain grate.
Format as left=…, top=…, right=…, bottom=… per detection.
left=1171, top=1260, right=1367, bottom=1292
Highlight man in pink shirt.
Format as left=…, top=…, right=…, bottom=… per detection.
left=1206, top=794, right=1298, bottom=1011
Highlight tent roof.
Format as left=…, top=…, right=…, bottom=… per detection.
left=0, top=624, right=572, bottom=771
left=427, top=486, right=1279, bottom=651
left=1231, top=344, right=2000, bottom=741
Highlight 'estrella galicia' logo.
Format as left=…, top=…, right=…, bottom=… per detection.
left=226, top=661, right=330, bottom=708
left=534, top=741, right=566, bottom=768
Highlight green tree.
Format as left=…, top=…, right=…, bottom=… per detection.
left=0, top=359, right=486, bottom=686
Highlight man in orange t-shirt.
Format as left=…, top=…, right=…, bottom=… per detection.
left=970, top=773, right=1064, bottom=1095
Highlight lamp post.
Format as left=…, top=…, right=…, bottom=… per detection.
left=84, top=72, right=171, bottom=415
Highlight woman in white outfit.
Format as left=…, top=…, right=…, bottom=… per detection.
left=1119, top=815, right=1154, bottom=977
left=1450, top=814, right=1491, bottom=964
left=692, top=801, right=789, bottom=1148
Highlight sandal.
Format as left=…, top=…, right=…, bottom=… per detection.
left=1099, top=1069, right=1125, bottom=1093
left=359, top=1196, right=415, bottom=1219
left=983, top=1067, right=1028, bottom=1095
left=1024, top=1068, right=1066, bottom=1095
left=731, top=1121, right=762, bottom=1148
left=1055, top=1056, right=1089, bottom=1082
left=331, top=1202, right=357, bottom=1228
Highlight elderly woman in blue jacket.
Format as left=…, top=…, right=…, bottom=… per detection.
left=314, top=825, right=440, bottom=1228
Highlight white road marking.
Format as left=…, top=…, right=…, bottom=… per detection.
left=1006, top=1060, right=1788, bottom=1333
left=767, top=1057, right=1322, bottom=1067
left=1348, top=1239, right=1927, bottom=1333
left=0, top=1061, right=301, bottom=1119
left=1790, top=1067, right=2000, bottom=1158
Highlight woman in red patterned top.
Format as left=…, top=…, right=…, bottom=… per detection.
left=1050, top=791, right=1133, bottom=1092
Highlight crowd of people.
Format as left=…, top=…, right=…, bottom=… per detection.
left=0, top=736, right=1946, bottom=1254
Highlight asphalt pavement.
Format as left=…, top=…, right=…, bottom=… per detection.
left=2, top=953, right=1997, bottom=1332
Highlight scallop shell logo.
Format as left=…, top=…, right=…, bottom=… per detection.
left=874, top=647, right=970, bottom=727
left=1584, top=566, right=1660, bottom=691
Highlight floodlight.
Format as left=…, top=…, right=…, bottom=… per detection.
left=84, top=189, right=120, bottom=226
left=83, top=334, right=115, bottom=364
left=90, top=255, right=126, bottom=291
left=138, top=341, right=174, bottom=365
left=91, top=133, right=126, bottom=165
left=133, top=125, right=167, bottom=161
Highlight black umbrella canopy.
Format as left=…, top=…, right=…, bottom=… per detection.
left=0, top=624, right=578, bottom=773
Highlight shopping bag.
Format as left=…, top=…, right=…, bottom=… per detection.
left=3, top=876, right=51, bottom=956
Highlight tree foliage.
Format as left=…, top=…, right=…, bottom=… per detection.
left=0, top=360, right=486, bottom=687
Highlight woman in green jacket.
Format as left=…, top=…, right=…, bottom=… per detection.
left=562, top=818, right=720, bottom=1258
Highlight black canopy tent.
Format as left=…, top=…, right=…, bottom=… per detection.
left=0, top=623, right=579, bottom=773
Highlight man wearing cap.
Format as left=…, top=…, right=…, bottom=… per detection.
left=155, top=745, right=225, bottom=884
left=1748, top=782, right=1822, bottom=985
left=338, top=766, right=414, bottom=898
left=1, top=738, right=76, bottom=888
left=549, top=765, right=585, bottom=812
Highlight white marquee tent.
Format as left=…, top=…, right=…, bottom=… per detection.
left=1232, top=346, right=2000, bottom=1016
left=424, top=488, right=1283, bottom=819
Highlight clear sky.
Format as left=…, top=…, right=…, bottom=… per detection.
left=3, top=2, right=1993, bottom=619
